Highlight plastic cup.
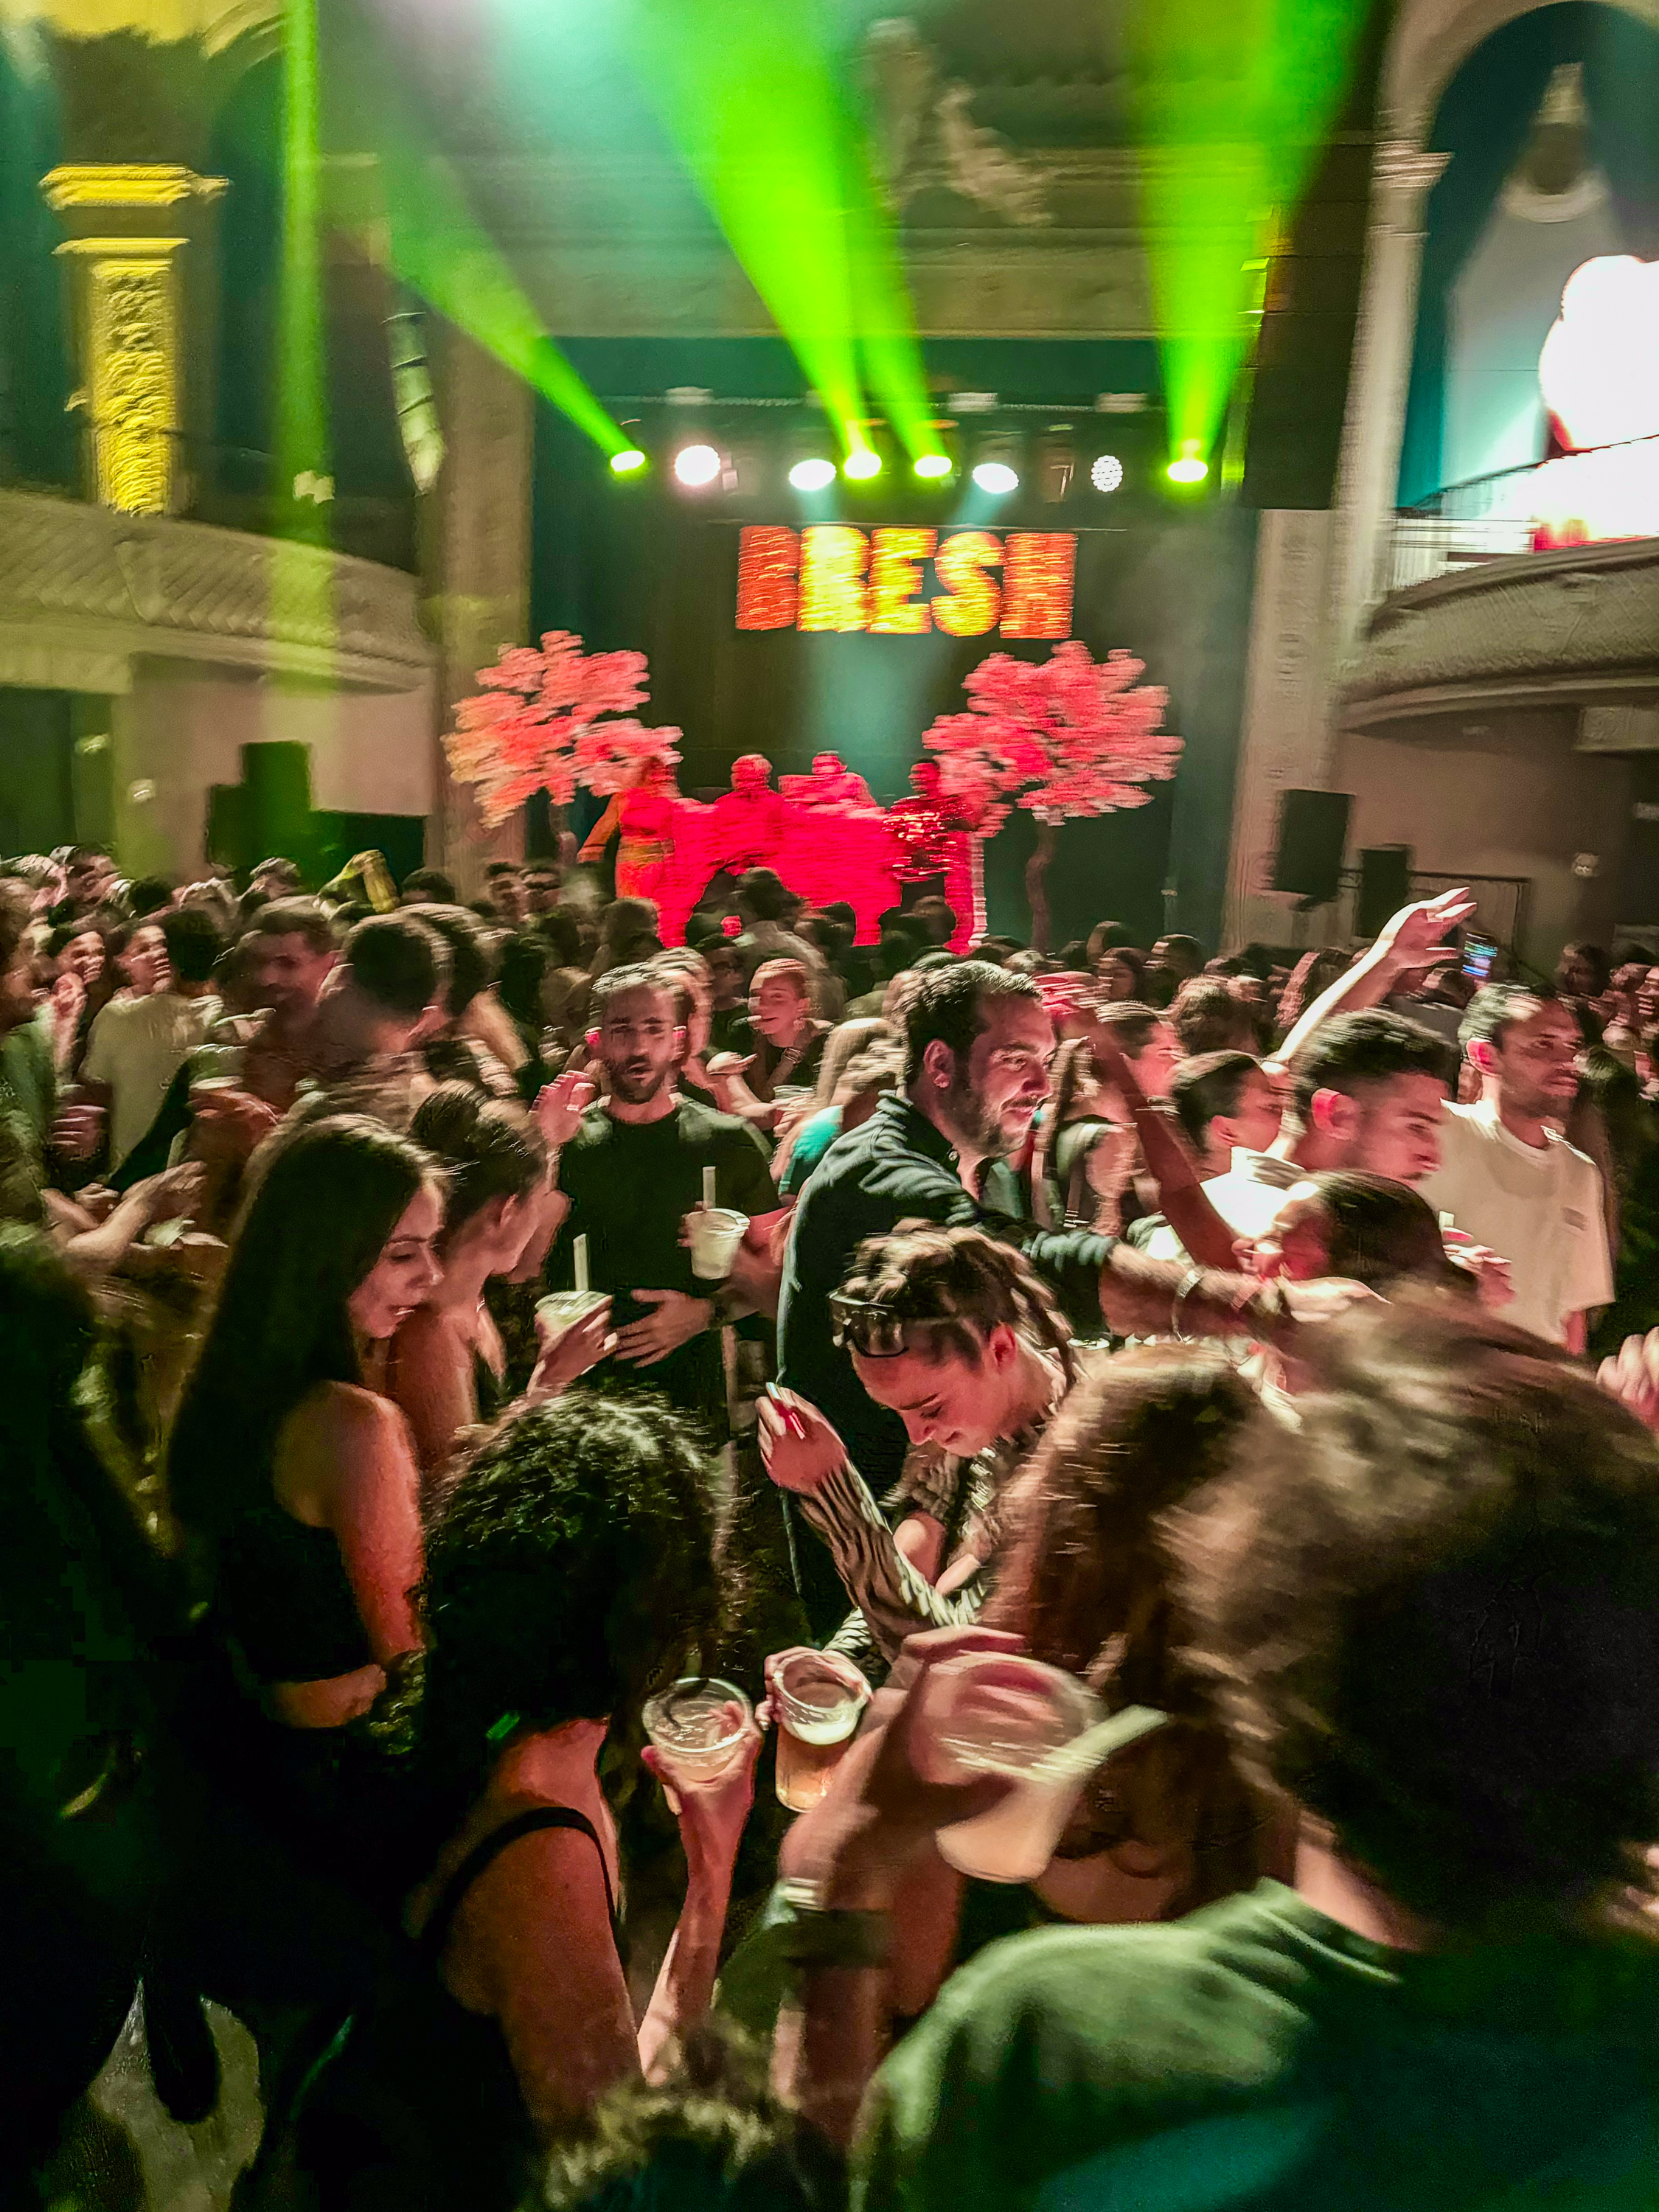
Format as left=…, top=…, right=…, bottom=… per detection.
left=772, top=1651, right=870, bottom=1813
left=927, top=1655, right=1105, bottom=1885
left=641, top=1677, right=752, bottom=1791
left=688, top=1207, right=748, bottom=1281
left=189, top=1043, right=245, bottom=1088
left=535, top=1289, right=610, bottom=1344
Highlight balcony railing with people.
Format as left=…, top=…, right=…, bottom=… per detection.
left=0, top=425, right=420, bottom=577
left=1382, top=431, right=1659, bottom=596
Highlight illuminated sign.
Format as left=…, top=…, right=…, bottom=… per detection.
left=736, top=525, right=1076, bottom=638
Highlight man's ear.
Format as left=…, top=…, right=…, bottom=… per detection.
left=1308, top=1087, right=1359, bottom=1141
left=585, top=1028, right=601, bottom=1054
left=1467, top=1038, right=1498, bottom=1081
left=920, top=1037, right=957, bottom=1093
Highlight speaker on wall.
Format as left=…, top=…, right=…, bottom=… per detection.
left=1272, top=789, right=1352, bottom=906
left=1357, top=845, right=1414, bottom=938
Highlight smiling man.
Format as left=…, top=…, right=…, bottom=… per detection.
left=1421, top=985, right=1611, bottom=1349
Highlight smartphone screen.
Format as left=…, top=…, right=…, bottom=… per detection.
left=1461, top=936, right=1498, bottom=983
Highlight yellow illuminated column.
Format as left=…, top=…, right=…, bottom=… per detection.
left=42, top=165, right=226, bottom=517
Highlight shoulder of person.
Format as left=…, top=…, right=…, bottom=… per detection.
left=295, top=1380, right=409, bottom=1447
left=1547, top=1126, right=1604, bottom=1179
left=863, top=1902, right=1301, bottom=2196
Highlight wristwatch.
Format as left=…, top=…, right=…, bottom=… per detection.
left=773, top=1878, right=892, bottom=1972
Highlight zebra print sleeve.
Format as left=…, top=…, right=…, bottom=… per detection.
left=796, top=1460, right=988, bottom=1663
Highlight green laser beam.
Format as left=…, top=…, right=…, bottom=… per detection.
left=334, top=34, right=630, bottom=461
left=1129, top=0, right=1371, bottom=466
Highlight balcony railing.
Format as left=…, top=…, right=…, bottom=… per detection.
left=3, top=427, right=420, bottom=576
left=1382, top=432, right=1659, bottom=596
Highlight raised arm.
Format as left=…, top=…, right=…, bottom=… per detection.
left=1082, top=1017, right=1236, bottom=1270
left=1273, top=887, right=1475, bottom=1067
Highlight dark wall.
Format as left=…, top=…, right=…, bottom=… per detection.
left=0, top=690, right=76, bottom=855
left=0, top=44, right=72, bottom=488
left=530, top=397, right=1256, bottom=947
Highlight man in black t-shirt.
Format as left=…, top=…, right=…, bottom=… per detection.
left=546, top=964, right=776, bottom=1433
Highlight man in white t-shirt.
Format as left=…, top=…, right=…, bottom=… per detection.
left=82, top=908, right=222, bottom=1166
left=1420, top=986, right=1611, bottom=1349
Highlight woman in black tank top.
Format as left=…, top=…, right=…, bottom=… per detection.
left=311, top=1388, right=761, bottom=2188
left=169, top=1116, right=443, bottom=1747
left=387, top=1086, right=608, bottom=1486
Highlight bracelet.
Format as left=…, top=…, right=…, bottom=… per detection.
left=1171, top=1267, right=1205, bottom=1343
left=774, top=1880, right=892, bottom=1972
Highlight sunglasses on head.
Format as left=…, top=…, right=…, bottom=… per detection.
left=829, top=1293, right=955, bottom=1359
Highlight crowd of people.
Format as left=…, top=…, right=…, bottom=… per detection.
left=8, top=835, right=1659, bottom=2211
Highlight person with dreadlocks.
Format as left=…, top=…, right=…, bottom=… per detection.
left=758, top=1223, right=1079, bottom=1671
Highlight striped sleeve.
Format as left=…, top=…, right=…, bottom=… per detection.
left=796, top=1460, right=989, bottom=1663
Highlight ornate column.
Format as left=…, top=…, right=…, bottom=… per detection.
left=422, top=322, right=535, bottom=884
left=41, top=164, right=226, bottom=517
left=1324, top=142, right=1450, bottom=654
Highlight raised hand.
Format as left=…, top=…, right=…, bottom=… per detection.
left=757, top=1386, right=849, bottom=1495
left=534, top=1068, right=598, bottom=1150
left=1375, top=886, right=1478, bottom=975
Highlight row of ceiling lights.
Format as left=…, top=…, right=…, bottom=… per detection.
left=608, top=443, right=1190, bottom=493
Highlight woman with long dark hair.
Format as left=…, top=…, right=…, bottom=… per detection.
left=169, top=1114, right=442, bottom=1734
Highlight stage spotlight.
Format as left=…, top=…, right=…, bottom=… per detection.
left=788, top=455, right=837, bottom=492
left=610, top=448, right=648, bottom=476
left=914, top=452, right=953, bottom=480
left=673, top=442, right=722, bottom=488
left=844, top=448, right=882, bottom=481
left=1166, top=443, right=1208, bottom=486
left=972, top=459, right=1019, bottom=495
left=1091, top=453, right=1124, bottom=493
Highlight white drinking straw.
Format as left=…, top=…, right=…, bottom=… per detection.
left=703, top=1165, right=717, bottom=1210
left=574, top=1233, right=589, bottom=1293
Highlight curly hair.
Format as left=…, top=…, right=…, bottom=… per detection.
left=1173, top=1303, right=1659, bottom=1936
left=391, top=1391, right=731, bottom=1812
left=985, top=1343, right=1268, bottom=1909
left=835, top=1222, right=1075, bottom=1383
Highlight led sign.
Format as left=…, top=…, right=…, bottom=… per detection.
left=736, top=525, right=1076, bottom=638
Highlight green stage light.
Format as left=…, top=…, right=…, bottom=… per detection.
left=1130, top=0, right=1371, bottom=473
left=790, top=456, right=838, bottom=491
left=625, top=0, right=936, bottom=468
left=844, top=448, right=882, bottom=481
left=341, top=22, right=637, bottom=467
left=610, top=447, right=648, bottom=475
left=914, top=453, right=953, bottom=480
left=1167, top=454, right=1209, bottom=484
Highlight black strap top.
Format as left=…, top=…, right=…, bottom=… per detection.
left=420, top=1804, right=620, bottom=1963
left=218, top=1501, right=376, bottom=1685
left=471, top=1345, right=507, bottom=1429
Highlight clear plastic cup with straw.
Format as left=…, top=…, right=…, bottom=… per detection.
left=771, top=1650, right=870, bottom=1812
left=537, top=1231, right=608, bottom=1343
left=641, top=1677, right=752, bottom=1792
left=925, top=1652, right=1166, bottom=1884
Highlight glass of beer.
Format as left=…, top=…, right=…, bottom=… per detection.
left=771, top=1650, right=871, bottom=1812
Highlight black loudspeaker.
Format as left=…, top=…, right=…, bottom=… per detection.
left=1272, top=789, right=1352, bottom=906
left=241, top=742, right=316, bottom=877
left=1357, top=845, right=1414, bottom=938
